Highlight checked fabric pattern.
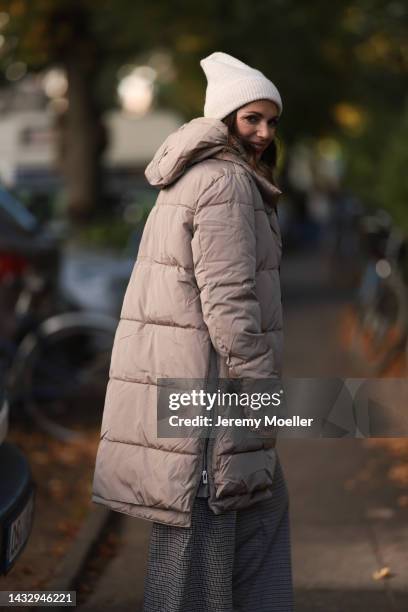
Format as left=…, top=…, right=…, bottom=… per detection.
left=142, top=457, right=294, bottom=612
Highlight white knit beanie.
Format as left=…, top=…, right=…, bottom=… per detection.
left=200, top=52, right=283, bottom=120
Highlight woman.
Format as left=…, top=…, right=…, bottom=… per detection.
left=92, top=52, right=293, bottom=611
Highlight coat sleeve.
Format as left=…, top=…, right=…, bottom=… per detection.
left=191, top=171, right=279, bottom=380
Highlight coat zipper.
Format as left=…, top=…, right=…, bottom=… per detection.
left=202, top=443, right=208, bottom=485
left=202, top=381, right=217, bottom=489
left=192, top=421, right=209, bottom=498
left=193, top=346, right=216, bottom=497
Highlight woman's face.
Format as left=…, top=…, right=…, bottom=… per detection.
left=235, top=100, right=280, bottom=159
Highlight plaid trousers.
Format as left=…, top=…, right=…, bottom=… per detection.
left=142, top=456, right=294, bottom=612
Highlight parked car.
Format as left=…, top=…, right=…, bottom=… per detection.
left=0, top=383, right=35, bottom=574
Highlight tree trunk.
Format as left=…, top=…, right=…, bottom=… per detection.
left=60, top=56, right=105, bottom=223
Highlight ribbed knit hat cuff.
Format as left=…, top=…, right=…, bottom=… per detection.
left=204, top=78, right=282, bottom=119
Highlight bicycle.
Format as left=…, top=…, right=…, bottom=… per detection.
left=351, top=209, right=408, bottom=374
left=0, top=185, right=118, bottom=442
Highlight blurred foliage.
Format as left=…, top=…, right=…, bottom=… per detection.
left=0, top=0, right=407, bottom=226
left=76, top=217, right=134, bottom=250
left=75, top=198, right=154, bottom=250
left=376, top=101, right=408, bottom=229
left=338, top=112, right=395, bottom=208
left=1, top=0, right=407, bottom=136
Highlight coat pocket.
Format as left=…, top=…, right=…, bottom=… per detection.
left=213, top=448, right=276, bottom=499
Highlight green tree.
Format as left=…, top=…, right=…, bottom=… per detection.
left=1, top=0, right=407, bottom=225
left=376, top=99, right=408, bottom=230
left=0, top=0, right=222, bottom=221
left=0, top=1, right=110, bottom=221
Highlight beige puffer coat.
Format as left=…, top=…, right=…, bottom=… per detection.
left=92, top=117, right=284, bottom=527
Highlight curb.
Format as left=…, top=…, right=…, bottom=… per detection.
left=46, top=505, right=112, bottom=593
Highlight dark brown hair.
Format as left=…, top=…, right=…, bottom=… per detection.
left=222, top=109, right=280, bottom=187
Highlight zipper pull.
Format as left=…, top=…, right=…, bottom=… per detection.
left=202, top=470, right=208, bottom=484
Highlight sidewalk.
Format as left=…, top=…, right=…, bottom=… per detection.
left=279, top=248, right=408, bottom=611
left=279, top=437, right=407, bottom=611
left=78, top=247, right=408, bottom=611
left=77, top=514, right=151, bottom=611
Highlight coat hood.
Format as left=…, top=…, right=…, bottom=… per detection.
left=145, top=117, right=282, bottom=209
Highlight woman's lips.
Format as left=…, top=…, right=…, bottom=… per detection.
left=251, top=142, right=268, bottom=150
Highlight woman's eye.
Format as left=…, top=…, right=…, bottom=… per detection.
left=244, top=116, right=279, bottom=127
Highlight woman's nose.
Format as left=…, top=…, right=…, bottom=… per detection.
left=257, top=123, right=269, bottom=139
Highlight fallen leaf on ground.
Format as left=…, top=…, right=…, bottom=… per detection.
left=388, top=464, right=408, bottom=487
left=397, top=495, right=408, bottom=508
left=372, top=566, right=392, bottom=580
left=51, top=543, right=66, bottom=558
left=56, top=519, right=80, bottom=538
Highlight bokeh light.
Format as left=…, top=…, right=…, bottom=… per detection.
left=42, top=68, right=68, bottom=99
left=333, top=102, right=367, bottom=134
left=117, top=65, right=157, bottom=115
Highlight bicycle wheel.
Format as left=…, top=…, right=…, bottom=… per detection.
left=352, top=272, right=408, bottom=374
left=10, top=312, right=117, bottom=441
